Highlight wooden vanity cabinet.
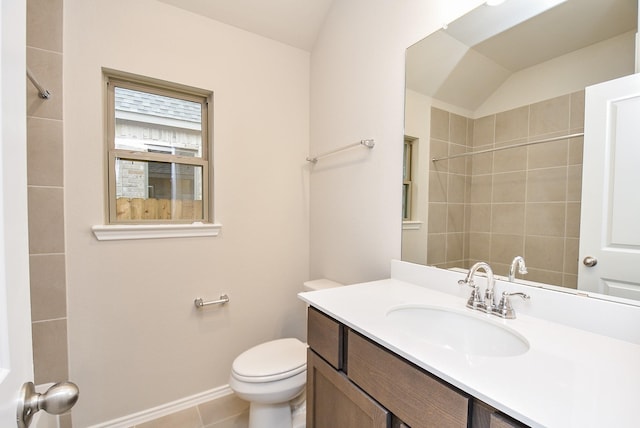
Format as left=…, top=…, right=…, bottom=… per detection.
left=307, top=306, right=343, bottom=369
left=306, top=307, right=528, bottom=428
left=307, top=307, right=389, bottom=427
left=348, top=330, right=469, bottom=427
left=471, top=400, right=528, bottom=428
left=307, top=348, right=390, bottom=427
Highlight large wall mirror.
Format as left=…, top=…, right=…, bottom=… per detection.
left=402, top=0, right=639, bottom=304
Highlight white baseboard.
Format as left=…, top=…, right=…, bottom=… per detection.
left=88, top=384, right=234, bottom=428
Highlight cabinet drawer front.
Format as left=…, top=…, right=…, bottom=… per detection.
left=489, top=413, right=528, bottom=428
left=307, top=349, right=390, bottom=428
left=473, top=399, right=529, bottom=428
left=307, top=306, right=342, bottom=369
left=348, top=331, right=469, bottom=428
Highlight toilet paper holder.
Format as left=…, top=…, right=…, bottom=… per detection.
left=194, top=294, right=229, bottom=308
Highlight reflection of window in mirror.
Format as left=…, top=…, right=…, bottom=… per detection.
left=403, top=137, right=415, bottom=220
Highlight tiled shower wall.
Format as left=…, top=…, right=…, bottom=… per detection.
left=428, top=92, right=584, bottom=288
left=428, top=109, right=472, bottom=269
left=26, top=0, right=71, bottom=426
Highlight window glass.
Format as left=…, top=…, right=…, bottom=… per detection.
left=403, top=139, right=413, bottom=220
left=114, top=87, right=203, bottom=156
left=106, top=74, right=210, bottom=224
left=114, top=159, right=204, bottom=221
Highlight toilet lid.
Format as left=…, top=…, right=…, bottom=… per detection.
left=232, top=338, right=307, bottom=383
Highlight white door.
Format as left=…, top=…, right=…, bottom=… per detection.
left=0, top=0, right=36, bottom=426
left=579, top=73, right=640, bottom=300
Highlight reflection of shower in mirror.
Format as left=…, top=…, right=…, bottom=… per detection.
left=402, top=0, right=637, bottom=298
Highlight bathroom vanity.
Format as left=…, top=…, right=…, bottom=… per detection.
left=299, top=261, right=640, bottom=428
left=306, top=306, right=522, bottom=427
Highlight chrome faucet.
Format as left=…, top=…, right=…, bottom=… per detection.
left=459, top=261, right=531, bottom=319
left=458, top=262, right=496, bottom=312
left=508, top=256, right=528, bottom=282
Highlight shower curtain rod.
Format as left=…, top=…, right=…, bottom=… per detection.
left=26, top=67, right=51, bottom=99
left=431, top=132, right=584, bottom=162
left=307, top=139, right=375, bottom=163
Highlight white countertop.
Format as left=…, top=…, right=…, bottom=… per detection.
left=299, top=277, right=640, bottom=427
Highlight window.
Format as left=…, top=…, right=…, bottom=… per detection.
left=105, top=72, right=210, bottom=224
left=403, top=137, right=414, bottom=220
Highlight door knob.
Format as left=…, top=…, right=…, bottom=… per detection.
left=583, top=256, right=598, bottom=267
left=17, top=381, right=79, bottom=428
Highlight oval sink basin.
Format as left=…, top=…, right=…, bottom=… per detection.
left=386, top=305, right=529, bottom=357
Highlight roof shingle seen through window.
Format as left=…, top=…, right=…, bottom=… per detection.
left=115, top=87, right=201, bottom=123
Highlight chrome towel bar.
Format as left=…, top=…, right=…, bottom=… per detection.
left=194, top=294, right=229, bottom=308
left=307, top=139, right=375, bottom=163
left=431, top=132, right=584, bottom=162
left=26, top=67, right=51, bottom=99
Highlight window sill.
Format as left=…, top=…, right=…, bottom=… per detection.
left=92, top=222, right=222, bottom=241
left=402, top=220, right=422, bottom=230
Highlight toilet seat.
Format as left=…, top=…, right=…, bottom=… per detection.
left=232, top=338, right=307, bottom=383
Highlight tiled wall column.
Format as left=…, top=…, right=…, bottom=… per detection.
left=26, top=0, right=71, bottom=426
left=427, top=108, right=472, bottom=268
left=428, top=91, right=584, bottom=288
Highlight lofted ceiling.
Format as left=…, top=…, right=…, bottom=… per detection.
left=406, top=0, right=638, bottom=112
left=154, top=0, right=637, bottom=113
left=467, top=0, right=637, bottom=72
left=156, top=0, right=335, bottom=51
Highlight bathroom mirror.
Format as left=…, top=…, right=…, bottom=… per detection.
left=402, top=0, right=639, bottom=302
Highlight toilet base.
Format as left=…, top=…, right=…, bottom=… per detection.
left=249, top=401, right=293, bottom=428
left=291, top=400, right=306, bottom=428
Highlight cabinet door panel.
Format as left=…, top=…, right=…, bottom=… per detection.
left=348, top=331, right=469, bottom=428
left=307, top=349, right=389, bottom=428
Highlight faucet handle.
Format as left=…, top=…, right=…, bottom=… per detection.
left=458, top=278, right=472, bottom=288
left=504, top=291, right=530, bottom=300
left=494, top=291, right=530, bottom=319
left=459, top=279, right=485, bottom=309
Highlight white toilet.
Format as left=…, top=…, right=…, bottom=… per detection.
left=229, top=279, right=342, bottom=428
left=230, top=338, right=307, bottom=428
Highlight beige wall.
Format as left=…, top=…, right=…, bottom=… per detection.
left=64, top=0, right=309, bottom=425
left=475, top=31, right=636, bottom=118
left=309, top=0, right=484, bottom=284
left=401, top=89, right=431, bottom=264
